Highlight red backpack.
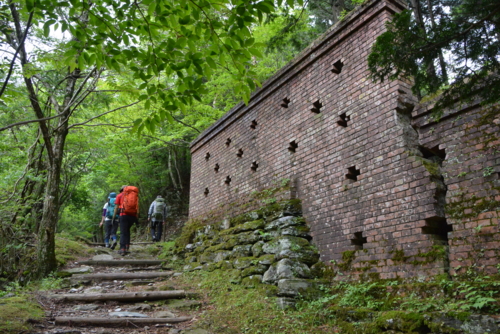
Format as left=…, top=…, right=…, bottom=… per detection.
left=121, top=186, right=139, bottom=216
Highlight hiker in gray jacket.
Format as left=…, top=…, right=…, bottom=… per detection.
left=148, top=195, right=167, bottom=242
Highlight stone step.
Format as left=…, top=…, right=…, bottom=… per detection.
left=79, top=259, right=167, bottom=266
left=71, top=271, right=173, bottom=282
left=55, top=316, right=192, bottom=326
left=49, top=290, right=187, bottom=302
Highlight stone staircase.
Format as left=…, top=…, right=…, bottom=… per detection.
left=37, top=246, right=204, bottom=334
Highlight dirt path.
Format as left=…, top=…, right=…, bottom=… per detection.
left=33, top=243, right=206, bottom=334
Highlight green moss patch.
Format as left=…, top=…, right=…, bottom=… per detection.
left=174, top=219, right=203, bottom=251
left=0, top=295, right=44, bottom=334
left=55, top=233, right=94, bottom=266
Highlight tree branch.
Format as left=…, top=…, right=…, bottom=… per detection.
left=0, top=112, right=65, bottom=132
left=142, top=134, right=190, bottom=147
left=9, top=2, right=54, bottom=164
left=0, top=9, right=33, bottom=99
left=67, top=101, right=141, bottom=129
left=171, top=114, right=201, bottom=133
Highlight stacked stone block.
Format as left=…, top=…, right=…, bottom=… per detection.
left=181, top=200, right=325, bottom=303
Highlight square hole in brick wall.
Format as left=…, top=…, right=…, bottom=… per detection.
left=226, top=138, right=232, bottom=147
left=225, top=176, right=231, bottom=185
left=331, top=60, right=344, bottom=74
left=236, top=149, right=243, bottom=158
left=350, top=232, right=367, bottom=250
left=419, top=145, right=446, bottom=165
left=337, top=113, right=350, bottom=127
left=214, top=163, right=220, bottom=173
left=204, top=188, right=209, bottom=197
left=251, top=161, right=258, bottom=172
left=346, top=166, right=360, bottom=181
left=310, top=100, right=323, bottom=114
left=205, top=152, right=210, bottom=161
left=281, top=97, right=290, bottom=108
left=288, top=140, right=298, bottom=153
left=250, top=120, right=258, bottom=129
left=421, top=216, right=452, bottom=243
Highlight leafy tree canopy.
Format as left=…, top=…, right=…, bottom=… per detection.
left=368, top=0, right=500, bottom=117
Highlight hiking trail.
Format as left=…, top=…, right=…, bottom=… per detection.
left=34, top=242, right=207, bottom=334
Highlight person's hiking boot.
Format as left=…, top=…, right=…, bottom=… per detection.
left=118, top=249, right=126, bottom=256
left=105, top=243, right=110, bottom=248
left=110, top=241, right=117, bottom=250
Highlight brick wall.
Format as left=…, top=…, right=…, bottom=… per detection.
left=189, top=0, right=500, bottom=279
left=413, top=102, right=500, bottom=276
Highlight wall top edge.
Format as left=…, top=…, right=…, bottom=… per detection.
left=189, top=0, right=407, bottom=152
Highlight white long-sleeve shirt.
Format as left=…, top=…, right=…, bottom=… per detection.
left=148, top=200, right=167, bottom=221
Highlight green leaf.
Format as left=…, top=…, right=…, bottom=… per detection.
left=26, top=0, right=34, bottom=12
left=178, top=15, right=190, bottom=25
left=148, top=1, right=156, bottom=16
left=165, top=112, right=175, bottom=124
left=248, top=48, right=263, bottom=58
left=205, top=56, right=216, bottom=69
left=43, top=20, right=55, bottom=38
left=132, top=118, right=143, bottom=132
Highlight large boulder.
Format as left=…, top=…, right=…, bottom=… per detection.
left=220, top=219, right=265, bottom=235
left=213, top=250, right=232, bottom=262
left=241, top=264, right=269, bottom=277
left=262, top=236, right=319, bottom=265
left=223, top=231, right=260, bottom=245
left=233, top=257, right=255, bottom=270
left=198, top=252, right=217, bottom=264
left=265, top=216, right=305, bottom=231
left=280, top=225, right=311, bottom=239
left=277, top=279, right=325, bottom=299
left=262, top=258, right=312, bottom=284
left=252, top=241, right=265, bottom=257
left=231, top=245, right=252, bottom=258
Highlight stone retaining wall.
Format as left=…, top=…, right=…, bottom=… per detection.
left=178, top=200, right=327, bottom=304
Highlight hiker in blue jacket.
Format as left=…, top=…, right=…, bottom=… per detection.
left=148, top=195, right=167, bottom=242
left=99, top=192, right=119, bottom=249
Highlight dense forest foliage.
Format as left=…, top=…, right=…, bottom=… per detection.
left=0, top=0, right=497, bottom=284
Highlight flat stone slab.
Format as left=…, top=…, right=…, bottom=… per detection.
left=74, top=304, right=99, bottom=311
left=109, top=311, right=148, bottom=318
left=155, top=311, right=176, bottom=318
left=65, top=266, right=94, bottom=274
left=92, top=254, right=114, bottom=261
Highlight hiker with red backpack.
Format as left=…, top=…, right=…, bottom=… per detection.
left=99, top=192, right=119, bottom=249
left=114, top=185, right=139, bottom=255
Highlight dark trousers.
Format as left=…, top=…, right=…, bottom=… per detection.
left=119, top=215, right=135, bottom=250
left=150, top=220, right=162, bottom=241
left=104, top=219, right=118, bottom=243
